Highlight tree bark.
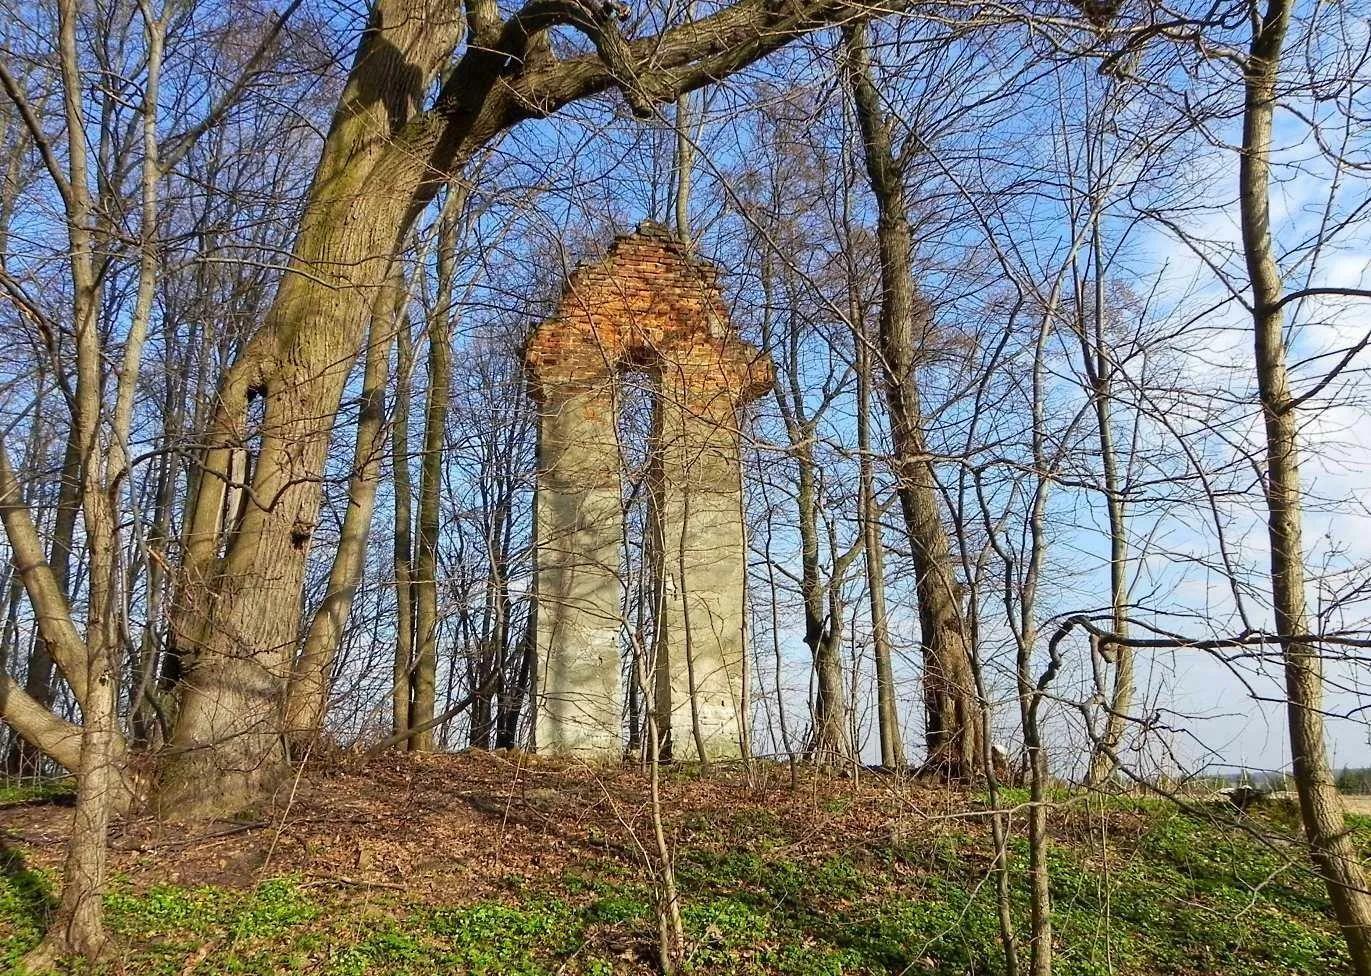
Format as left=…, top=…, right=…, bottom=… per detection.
left=284, top=271, right=399, bottom=738
left=845, top=24, right=983, bottom=778
left=158, top=0, right=462, bottom=814
left=1240, top=1, right=1371, bottom=969
left=393, top=309, right=417, bottom=744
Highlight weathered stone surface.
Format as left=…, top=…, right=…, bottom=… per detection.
left=532, top=383, right=625, bottom=758
left=650, top=354, right=753, bottom=760
left=526, top=223, right=774, bottom=760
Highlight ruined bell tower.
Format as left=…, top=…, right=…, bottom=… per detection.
left=524, top=222, right=773, bottom=760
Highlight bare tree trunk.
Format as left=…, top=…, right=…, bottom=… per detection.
left=1021, top=656, right=1053, bottom=976
left=752, top=227, right=852, bottom=764
left=964, top=560, right=1020, bottom=976
left=158, top=0, right=462, bottom=812
left=470, top=333, right=519, bottom=751
left=21, top=0, right=125, bottom=958
left=845, top=24, right=982, bottom=778
left=285, top=272, right=398, bottom=738
left=130, top=427, right=177, bottom=749
left=673, top=91, right=693, bottom=245
left=495, top=606, right=533, bottom=749
left=1082, top=216, right=1132, bottom=788
left=117, top=0, right=168, bottom=753
left=471, top=546, right=506, bottom=750
left=411, top=195, right=460, bottom=753
left=856, top=304, right=903, bottom=769
left=632, top=612, right=686, bottom=972
left=393, top=311, right=417, bottom=744
left=1019, top=324, right=1055, bottom=976
left=1240, top=2, right=1371, bottom=969
left=798, top=456, right=850, bottom=763
left=23, top=646, right=117, bottom=971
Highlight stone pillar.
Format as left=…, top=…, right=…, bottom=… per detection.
left=525, top=224, right=774, bottom=761
left=533, top=382, right=625, bottom=758
left=650, top=344, right=766, bottom=760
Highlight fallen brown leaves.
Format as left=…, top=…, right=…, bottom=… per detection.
left=0, top=753, right=975, bottom=902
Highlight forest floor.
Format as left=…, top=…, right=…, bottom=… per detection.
left=0, top=750, right=1360, bottom=975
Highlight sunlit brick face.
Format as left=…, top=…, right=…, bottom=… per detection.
left=525, top=221, right=773, bottom=413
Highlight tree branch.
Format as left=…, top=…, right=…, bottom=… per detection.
left=0, top=673, right=83, bottom=770
left=0, top=436, right=91, bottom=704
left=507, top=0, right=903, bottom=122
left=157, top=0, right=305, bottom=173
left=1050, top=613, right=1371, bottom=653
left=0, top=57, right=76, bottom=217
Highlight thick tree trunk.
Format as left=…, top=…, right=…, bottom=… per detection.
left=157, top=0, right=462, bottom=815
left=1240, top=2, right=1371, bottom=969
left=845, top=25, right=983, bottom=778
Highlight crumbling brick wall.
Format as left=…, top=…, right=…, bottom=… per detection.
left=525, top=221, right=773, bottom=412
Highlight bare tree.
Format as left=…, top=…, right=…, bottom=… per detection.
left=845, top=22, right=984, bottom=778
left=1238, top=0, right=1371, bottom=966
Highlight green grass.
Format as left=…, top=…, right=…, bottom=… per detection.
left=0, top=781, right=74, bottom=807
left=0, top=797, right=1359, bottom=974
